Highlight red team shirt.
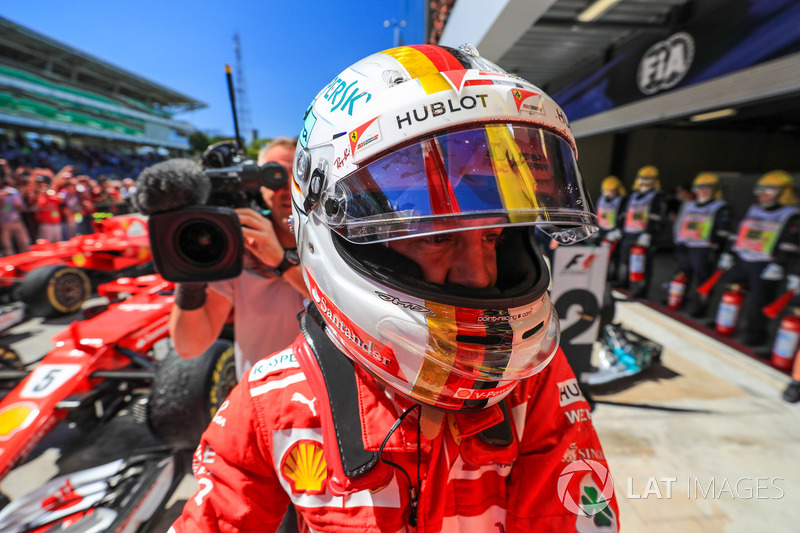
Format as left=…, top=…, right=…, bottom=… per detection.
left=170, top=337, right=619, bottom=532
left=35, top=191, right=63, bottom=224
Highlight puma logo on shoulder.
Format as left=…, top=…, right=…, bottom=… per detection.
left=291, top=392, right=317, bottom=416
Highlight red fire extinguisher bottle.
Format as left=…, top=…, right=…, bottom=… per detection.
left=715, top=284, right=743, bottom=336
left=771, top=309, right=800, bottom=371
left=629, top=245, right=646, bottom=283
left=667, top=272, right=688, bottom=310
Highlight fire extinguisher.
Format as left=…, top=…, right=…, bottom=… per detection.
left=667, top=272, right=688, bottom=310
left=771, top=309, right=800, bottom=371
left=715, top=284, right=743, bottom=336
left=629, top=245, right=646, bottom=283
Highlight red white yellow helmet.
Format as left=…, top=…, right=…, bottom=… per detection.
left=601, top=175, right=626, bottom=195
left=693, top=172, right=722, bottom=199
left=755, top=170, right=797, bottom=205
left=292, top=44, right=597, bottom=411
left=633, top=165, right=660, bottom=191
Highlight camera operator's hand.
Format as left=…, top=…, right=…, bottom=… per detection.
left=235, top=207, right=310, bottom=299
left=235, top=207, right=284, bottom=267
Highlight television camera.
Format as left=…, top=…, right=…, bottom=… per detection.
left=146, top=142, right=288, bottom=283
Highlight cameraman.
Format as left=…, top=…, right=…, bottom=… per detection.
left=169, top=137, right=309, bottom=379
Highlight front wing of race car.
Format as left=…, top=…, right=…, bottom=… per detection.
left=0, top=451, right=185, bottom=533
left=0, top=274, right=174, bottom=479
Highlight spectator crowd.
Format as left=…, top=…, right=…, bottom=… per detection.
left=428, top=0, right=456, bottom=44
left=0, top=131, right=165, bottom=255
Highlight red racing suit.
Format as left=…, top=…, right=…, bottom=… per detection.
left=170, top=336, right=619, bottom=532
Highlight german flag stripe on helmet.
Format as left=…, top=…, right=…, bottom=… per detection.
left=412, top=302, right=514, bottom=410
left=411, top=300, right=459, bottom=405
left=382, top=45, right=463, bottom=95
left=451, top=307, right=512, bottom=410
left=485, top=124, right=545, bottom=222
left=447, top=306, right=491, bottom=410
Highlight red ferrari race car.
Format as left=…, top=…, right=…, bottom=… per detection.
left=0, top=215, right=155, bottom=318
left=0, top=273, right=237, bottom=532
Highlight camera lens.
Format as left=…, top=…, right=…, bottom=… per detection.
left=175, top=219, right=227, bottom=266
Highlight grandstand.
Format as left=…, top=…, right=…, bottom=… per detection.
left=0, top=16, right=205, bottom=152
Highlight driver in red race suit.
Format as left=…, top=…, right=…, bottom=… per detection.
left=171, top=44, right=619, bottom=533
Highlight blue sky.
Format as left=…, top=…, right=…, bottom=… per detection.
left=2, top=1, right=426, bottom=141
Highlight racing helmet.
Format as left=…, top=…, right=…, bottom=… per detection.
left=692, top=172, right=722, bottom=199
left=633, top=165, right=660, bottom=191
left=292, top=44, right=597, bottom=411
left=601, top=175, right=626, bottom=196
left=756, top=170, right=796, bottom=206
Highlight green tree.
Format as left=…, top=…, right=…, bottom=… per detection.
left=191, top=134, right=273, bottom=162
left=247, top=137, right=272, bottom=161
left=188, top=130, right=211, bottom=155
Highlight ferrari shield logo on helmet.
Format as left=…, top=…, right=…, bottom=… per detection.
left=511, top=88, right=544, bottom=116
left=349, top=117, right=382, bottom=157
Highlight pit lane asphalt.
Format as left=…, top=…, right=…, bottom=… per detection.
left=0, top=297, right=198, bottom=530
left=588, top=295, right=799, bottom=532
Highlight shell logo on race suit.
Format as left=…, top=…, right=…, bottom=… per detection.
left=281, top=439, right=328, bottom=495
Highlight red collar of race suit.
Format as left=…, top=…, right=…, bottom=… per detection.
left=294, top=307, right=517, bottom=497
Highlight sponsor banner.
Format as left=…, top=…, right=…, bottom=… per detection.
left=551, top=245, right=609, bottom=376
left=558, top=378, right=586, bottom=407
left=249, top=349, right=299, bottom=382
left=554, top=0, right=800, bottom=121
left=454, top=382, right=514, bottom=401
left=552, top=245, right=609, bottom=345
left=308, top=276, right=399, bottom=374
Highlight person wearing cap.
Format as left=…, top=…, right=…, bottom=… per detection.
left=614, top=165, right=666, bottom=297
left=594, top=175, right=628, bottom=281
left=171, top=43, right=618, bottom=533
left=0, top=176, right=31, bottom=256
left=715, top=170, right=800, bottom=346
left=168, top=138, right=309, bottom=381
left=33, top=180, right=64, bottom=243
left=670, top=172, right=732, bottom=316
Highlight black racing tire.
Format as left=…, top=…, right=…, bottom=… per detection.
left=18, top=265, right=91, bottom=317
left=148, top=340, right=237, bottom=449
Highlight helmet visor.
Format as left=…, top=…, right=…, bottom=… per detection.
left=319, top=124, right=597, bottom=243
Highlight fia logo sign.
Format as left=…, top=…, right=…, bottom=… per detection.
left=638, top=32, right=695, bottom=96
